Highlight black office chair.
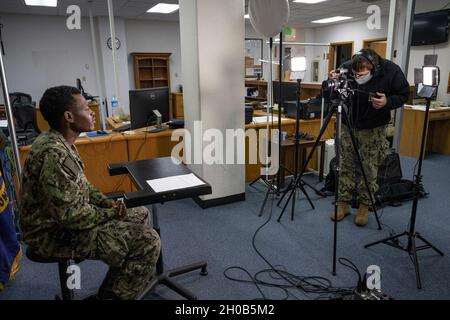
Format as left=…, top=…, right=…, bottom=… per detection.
left=9, top=92, right=41, bottom=134
left=26, top=247, right=83, bottom=300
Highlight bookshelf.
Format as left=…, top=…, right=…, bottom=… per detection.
left=131, top=52, right=171, bottom=90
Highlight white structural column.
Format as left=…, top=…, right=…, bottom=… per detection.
left=392, top=0, right=416, bottom=151
left=179, top=0, right=245, bottom=203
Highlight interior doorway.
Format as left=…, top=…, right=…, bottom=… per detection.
left=363, top=38, right=387, bottom=59
left=328, top=41, right=354, bottom=73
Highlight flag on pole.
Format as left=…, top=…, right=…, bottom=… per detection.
left=0, top=171, right=21, bottom=290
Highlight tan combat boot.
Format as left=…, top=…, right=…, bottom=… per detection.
left=330, top=202, right=351, bottom=221
left=355, top=204, right=369, bottom=226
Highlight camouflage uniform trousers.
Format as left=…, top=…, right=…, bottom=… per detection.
left=88, top=206, right=161, bottom=300
left=338, top=125, right=389, bottom=206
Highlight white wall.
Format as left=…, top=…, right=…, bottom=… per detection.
left=408, top=0, right=450, bottom=104
left=97, top=16, right=130, bottom=114
left=309, top=18, right=389, bottom=80
left=125, top=19, right=182, bottom=94
left=1, top=14, right=98, bottom=104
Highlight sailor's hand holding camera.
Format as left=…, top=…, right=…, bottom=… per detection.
left=371, top=92, right=387, bottom=109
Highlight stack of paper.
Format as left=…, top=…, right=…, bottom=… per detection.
left=147, top=173, right=205, bottom=193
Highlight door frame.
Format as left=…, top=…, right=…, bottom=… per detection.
left=362, top=37, right=388, bottom=48
left=328, top=41, right=354, bottom=73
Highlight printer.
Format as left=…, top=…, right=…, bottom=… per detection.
left=284, top=98, right=330, bottom=120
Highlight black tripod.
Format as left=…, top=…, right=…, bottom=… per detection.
left=284, top=86, right=383, bottom=274
left=275, top=79, right=322, bottom=222
left=364, top=95, right=444, bottom=289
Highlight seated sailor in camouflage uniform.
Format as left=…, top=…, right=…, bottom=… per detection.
left=19, top=86, right=160, bottom=300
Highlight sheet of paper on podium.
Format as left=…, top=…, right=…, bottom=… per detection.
left=146, top=173, right=206, bottom=193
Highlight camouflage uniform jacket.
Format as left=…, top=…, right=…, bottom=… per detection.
left=19, top=129, right=116, bottom=258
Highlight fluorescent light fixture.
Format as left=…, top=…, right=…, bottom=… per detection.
left=147, top=3, right=179, bottom=14
left=312, top=16, right=352, bottom=24
left=294, top=0, right=327, bottom=4
left=24, top=0, right=57, bottom=7
left=245, top=14, right=250, bottom=19
left=291, top=57, right=307, bottom=72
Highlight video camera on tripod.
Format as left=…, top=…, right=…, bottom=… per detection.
left=322, top=68, right=355, bottom=95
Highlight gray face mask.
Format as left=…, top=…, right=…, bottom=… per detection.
left=355, top=73, right=373, bottom=85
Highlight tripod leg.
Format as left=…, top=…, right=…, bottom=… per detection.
left=364, top=231, right=407, bottom=248
left=259, top=181, right=275, bottom=217
left=301, top=107, right=335, bottom=174
left=302, top=179, right=326, bottom=197
left=298, top=180, right=315, bottom=210
left=341, top=112, right=382, bottom=230
left=409, top=236, right=422, bottom=289
left=416, top=234, right=444, bottom=256
left=277, top=188, right=295, bottom=222
left=277, top=178, right=294, bottom=207
left=290, top=188, right=296, bottom=221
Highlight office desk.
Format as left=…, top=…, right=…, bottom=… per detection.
left=399, top=106, right=450, bottom=159
left=108, top=157, right=212, bottom=299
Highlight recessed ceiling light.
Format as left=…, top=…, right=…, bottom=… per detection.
left=312, top=16, right=352, bottom=24
left=245, top=14, right=250, bottom=19
left=24, top=0, right=57, bottom=7
left=293, top=0, right=327, bottom=4
left=147, top=3, right=179, bottom=14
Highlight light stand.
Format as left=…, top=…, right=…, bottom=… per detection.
left=249, top=37, right=277, bottom=190
left=0, top=37, right=22, bottom=184
left=364, top=84, right=444, bottom=289
left=276, top=79, right=315, bottom=222
left=258, top=31, right=285, bottom=217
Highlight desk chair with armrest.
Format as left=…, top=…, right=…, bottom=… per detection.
left=9, top=92, right=41, bottom=135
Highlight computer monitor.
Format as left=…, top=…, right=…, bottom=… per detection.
left=272, top=81, right=298, bottom=103
left=129, top=87, right=170, bottom=130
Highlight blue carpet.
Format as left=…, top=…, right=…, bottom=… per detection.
left=1, top=154, right=449, bottom=300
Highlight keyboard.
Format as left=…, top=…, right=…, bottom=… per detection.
left=112, top=123, right=131, bottom=132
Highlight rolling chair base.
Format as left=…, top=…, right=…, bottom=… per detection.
left=137, top=261, right=208, bottom=300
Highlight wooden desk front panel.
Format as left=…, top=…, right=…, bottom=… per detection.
left=400, top=107, right=450, bottom=159
left=75, top=136, right=132, bottom=193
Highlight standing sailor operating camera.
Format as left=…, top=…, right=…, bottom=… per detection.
left=328, top=48, right=409, bottom=226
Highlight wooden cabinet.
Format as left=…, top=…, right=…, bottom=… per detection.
left=131, top=52, right=171, bottom=90
left=172, top=92, right=184, bottom=119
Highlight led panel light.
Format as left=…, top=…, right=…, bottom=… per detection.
left=245, top=14, right=250, bottom=19
left=312, top=16, right=352, bottom=24
left=24, top=0, right=57, bottom=7
left=147, top=3, right=179, bottom=14
left=291, top=57, right=307, bottom=72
